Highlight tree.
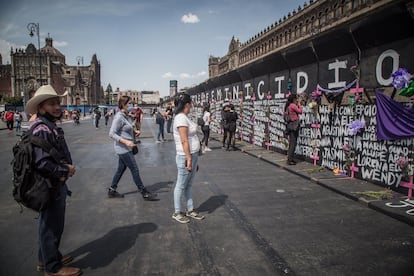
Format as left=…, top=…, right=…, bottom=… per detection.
left=4, top=96, right=23, bottom=106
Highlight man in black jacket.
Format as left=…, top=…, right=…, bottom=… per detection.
left=25, top=85, right=81, bottom=276
left=224, top=104, right=238, bottom=151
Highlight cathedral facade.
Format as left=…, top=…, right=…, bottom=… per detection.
left=0, top=35, right=102, bottom=106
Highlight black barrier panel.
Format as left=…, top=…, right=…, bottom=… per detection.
left=253, top=75, right=270, bottom=100
left=284, top=42, right=317, bottom=68
left=313, top=29, right=357, bottom=61
left=318, top=53, right=358, bottom=91
left=290, top=63, right=318, bottom=95
left=237, top=64, right=253, bottom=81
left=229, top=82, right=243, bottom=100
left=219, top=70, right=242, bottom=85
left=351, top=5, right=414, bottom=51
left=360, top=37, right=414, bottom=89
left=269, top=70, right=290, bottom=98
left=252, top=54, right=288, bottom=78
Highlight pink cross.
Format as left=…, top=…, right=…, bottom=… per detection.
left=310, top=153, right=319, bottom=166
left=311, top=123, right=320, bottom=128
left=251, top=137, right=255, bottom=143
left=350, top=162, right=359, bottom=178
left=350, top=81, right=364, bottom=95
left=265, top=142, right=271, bottom=150
left=400, top=175, right=414, bottom=199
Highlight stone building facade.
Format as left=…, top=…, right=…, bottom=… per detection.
left=1, top=35, right=102, bottom=106
left=112, top=88, right=160, bottom=105
left=208, top=0, right=405, bottom=79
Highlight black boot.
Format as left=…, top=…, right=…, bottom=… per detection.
left=141, top=188, right=157, bottom=201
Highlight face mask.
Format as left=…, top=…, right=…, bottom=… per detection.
left=41, top=111, right=61, bottom=122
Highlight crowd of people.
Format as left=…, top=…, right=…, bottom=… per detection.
left=11, top=83, right=303, bottom=275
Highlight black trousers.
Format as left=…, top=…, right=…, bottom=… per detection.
left=201, top=126, right=210, bottom=146
left=287, top=128, right=299, bottom=161
left=38, top=184, right=67, bottom=273
left=222, top=128, right=229, bottom=146
left=227, top=130, right=236, bottom=149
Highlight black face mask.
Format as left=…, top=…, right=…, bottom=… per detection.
left=40, top=111, right=61, bottom=122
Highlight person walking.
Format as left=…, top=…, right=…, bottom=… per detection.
left=221, top=104, right=230, bottom=148
left=165, top=104, right=173, bottom=134
left=201, top=105, right=212, bottom=153
left=4, top=109, right=14, bottom=132
left=104, top=108, right=110, bottom=127
left=172, top=93, right=205, bottom=223
left=25, top=85, right=81, bottom=276
left=94, top=107, right=101, bottom=128
left=155, top=103, right=166, bottom=142
left=285, top=94, right=303, bottom=165
left=224, top=104, right=238, bottom=151
left=130, top=105, right=143, bottom=143
left=14, top=110, right=22, bottom=133
left=108, top=95, right=157, bottom=200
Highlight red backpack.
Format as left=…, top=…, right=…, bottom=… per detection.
left=5, top=111, right=13, bottom=121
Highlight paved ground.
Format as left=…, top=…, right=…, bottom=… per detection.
left=1, top=115, right=414, bottom=276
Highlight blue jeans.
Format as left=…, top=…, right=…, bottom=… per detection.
left=157, top=121, right=165, bottom=140
left=38, top=184, right=67, bottom=273
left=174, top=153, right=198, bottom=212
left=111, top=151, right=145, bottom=192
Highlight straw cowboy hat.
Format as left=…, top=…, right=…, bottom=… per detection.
left=25, top=85, right=67, bottom=114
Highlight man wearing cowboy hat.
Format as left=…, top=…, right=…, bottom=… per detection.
left=26, top=85, right=81, bottom=276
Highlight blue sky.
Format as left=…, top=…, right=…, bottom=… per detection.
left=0, top=0, right=303, bottom=96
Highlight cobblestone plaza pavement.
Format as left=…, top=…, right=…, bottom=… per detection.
left=1, top=116, right=414, bottom=275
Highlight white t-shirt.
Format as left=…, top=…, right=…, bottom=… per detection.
left=173, top=113, right=200, bottom=155
left=203, top=111, right=210, bottom=126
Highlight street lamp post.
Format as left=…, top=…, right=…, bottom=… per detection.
left=27, top=23, right=41, bottom=86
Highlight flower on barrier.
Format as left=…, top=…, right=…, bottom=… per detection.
left=396, top=156, right=413, bottom=179
left=311, top=89, right=322, bottom=102
left=307, top=101, right=319, bottom=117
left=392, top=68, right=412, bottom=90
left=348, top=120, right=365, bottom=135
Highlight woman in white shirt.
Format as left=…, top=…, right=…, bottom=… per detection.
left=172, top=93, right=205, bottom=223
left=201, top=106, right=212, bottom=153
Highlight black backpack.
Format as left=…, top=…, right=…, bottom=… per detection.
left=197, top=117, right=205, bottom=127
left=11, top=122, right=62, bottom=212
left=284, top=111, right=291, bottom=123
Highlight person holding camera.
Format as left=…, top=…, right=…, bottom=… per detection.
left=108, top=95, right=157, bottom=200
left=285, top=94, right=303, bottom=165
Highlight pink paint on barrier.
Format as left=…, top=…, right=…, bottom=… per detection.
left=310, top=154, right=320, bottom=166
left=350, top=162, right=359, bottom=178
left=350, top=81, right=364, bottom=95
left=400, top=176, right=414, bottom=199
left=311, top=123, right=320, bottom=128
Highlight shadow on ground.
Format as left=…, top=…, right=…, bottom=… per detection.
left=68, top=223, right=157, bottom=269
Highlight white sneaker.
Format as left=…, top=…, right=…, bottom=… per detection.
left=172, top=212, right=190, bottom=223
left=156, top=140, right=161, bottom=143
left=205, top=147, right=212, bottom=152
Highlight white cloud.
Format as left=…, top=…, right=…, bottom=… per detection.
left=163, top=71, right=206, bottom=80
left=179, top=73, right=191, bottom=79
left=179, top=71, right=206, bottom=79
left=181, top=13, right=200, bottom=24
left=53, top=40, right=68, bottom=48
left=162, top=72, right=175, bottom=79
